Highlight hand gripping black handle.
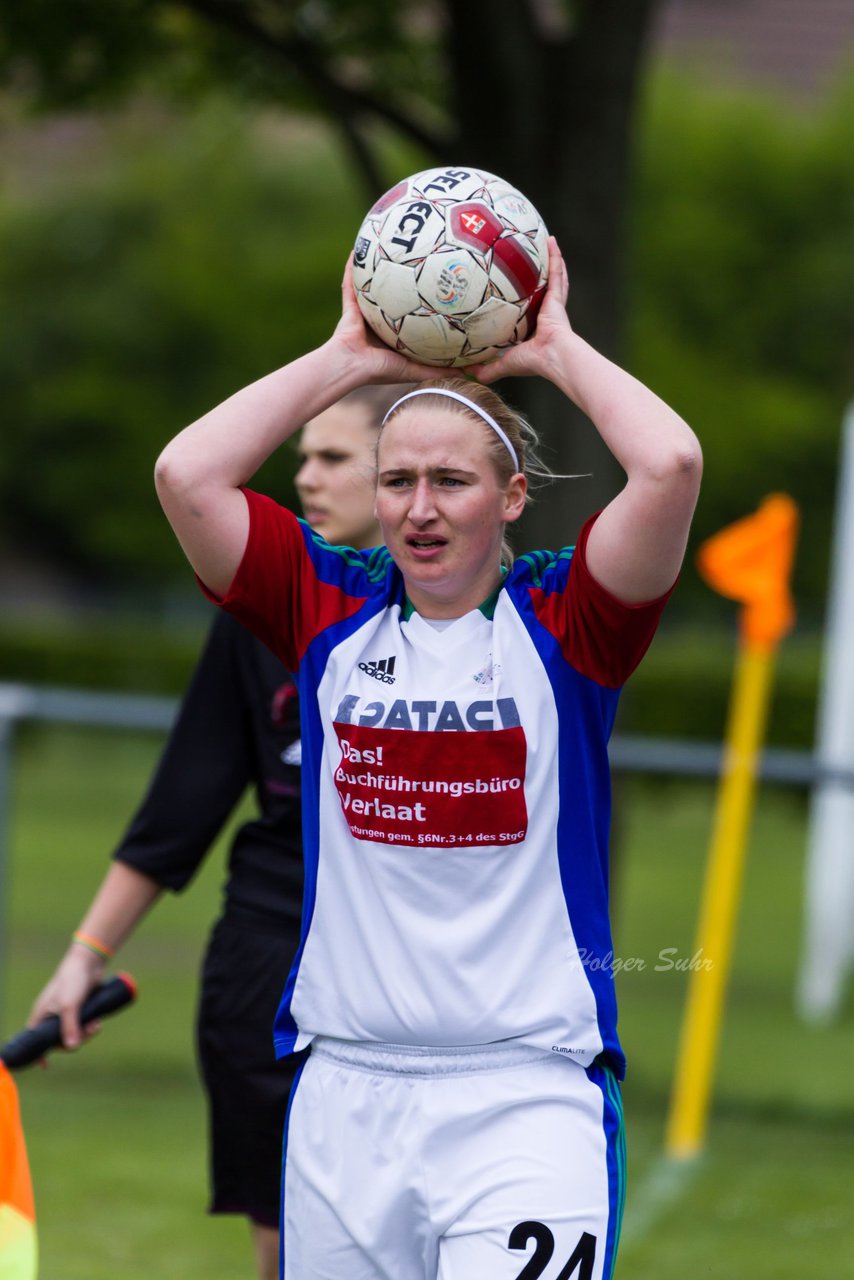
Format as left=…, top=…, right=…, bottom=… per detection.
left=0, top=973, right=138, bottom=1070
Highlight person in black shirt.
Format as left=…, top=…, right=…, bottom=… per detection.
left=27, top=384, right=410, bottom=1280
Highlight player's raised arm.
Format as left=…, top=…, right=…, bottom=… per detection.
left=471, top=238, right=703, bottom=603
left=154, top=346, right=345, bottom=597
left=154, top=260, right=436, bottom=597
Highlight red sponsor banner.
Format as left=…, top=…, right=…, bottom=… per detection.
left=333, top=723, right=528, bottom=848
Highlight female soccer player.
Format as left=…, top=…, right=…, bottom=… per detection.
left=154, top=237, right=702, bottom=1279
left=27, top=384, right=408, bottom=1280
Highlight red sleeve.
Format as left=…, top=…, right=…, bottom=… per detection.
left=197, top=489, right=367, bottom=669
left=529, top=513, right=676, bottom=688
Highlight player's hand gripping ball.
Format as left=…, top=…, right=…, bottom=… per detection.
left=352, top=166, right=549, bottom=368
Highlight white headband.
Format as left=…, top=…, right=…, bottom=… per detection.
left=381, top=387, right=520, bottom=473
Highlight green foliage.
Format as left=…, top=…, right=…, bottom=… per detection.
left=0, top=0, right=447, bottom=143
left=621, top=625, right=820, bottom=748
left=0, top=614, right=203, bottom=694
left=630, top=72, right=854, bottom=620
left=0, top=0, right=174, bottom=109
left=0, top=70, right=850, bottom=639
left=0, top=98, right=367, bottom=583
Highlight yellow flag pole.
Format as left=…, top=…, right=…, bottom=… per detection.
left=664, top=495, right=799, bottom=1161
left=665, top=640, right=775, bottom=1158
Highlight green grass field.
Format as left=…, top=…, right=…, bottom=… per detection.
left=4, top=724, right=854, bottom=1277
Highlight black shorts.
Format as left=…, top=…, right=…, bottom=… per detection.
left=196, top=912, right=302, bottom=1227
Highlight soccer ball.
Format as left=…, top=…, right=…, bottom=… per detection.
left=352, top=166, right=549, bottom=368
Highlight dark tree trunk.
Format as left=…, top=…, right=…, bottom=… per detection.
left=445, top=0, right=659, bottom=551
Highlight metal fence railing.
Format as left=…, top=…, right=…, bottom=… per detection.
left=1, top=679, right=847, bottom=997
left=0, top=682, right=832, bottom=777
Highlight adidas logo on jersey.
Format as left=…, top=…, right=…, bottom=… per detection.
left=358, top=655, right=397, bottom=685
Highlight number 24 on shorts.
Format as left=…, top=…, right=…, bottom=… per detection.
left=509, top=1222, right=596, bottom=1280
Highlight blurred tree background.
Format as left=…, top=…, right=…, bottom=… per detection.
left=0, top=0, right=660, bottom=546
left=0, top=1, right=852, bottom=737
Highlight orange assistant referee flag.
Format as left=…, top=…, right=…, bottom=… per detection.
left=0, top=1062, right=36, bottom=1280
left=665, top=494, right=799, bottom=1160
left=695, top=493, right=798, bottom=648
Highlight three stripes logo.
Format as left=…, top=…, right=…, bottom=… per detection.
left=358, top=655, right=397, bottom=685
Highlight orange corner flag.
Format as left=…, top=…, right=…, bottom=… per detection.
left=696, top=494, right=799, bottom=648
left=0, top=1062, right=37, bottom=1280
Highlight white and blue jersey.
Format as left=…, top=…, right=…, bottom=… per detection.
left=207, top=489, right=672, bottom=1080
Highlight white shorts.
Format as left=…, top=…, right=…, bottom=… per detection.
left=280, top=1038, right=625, bottom=1280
